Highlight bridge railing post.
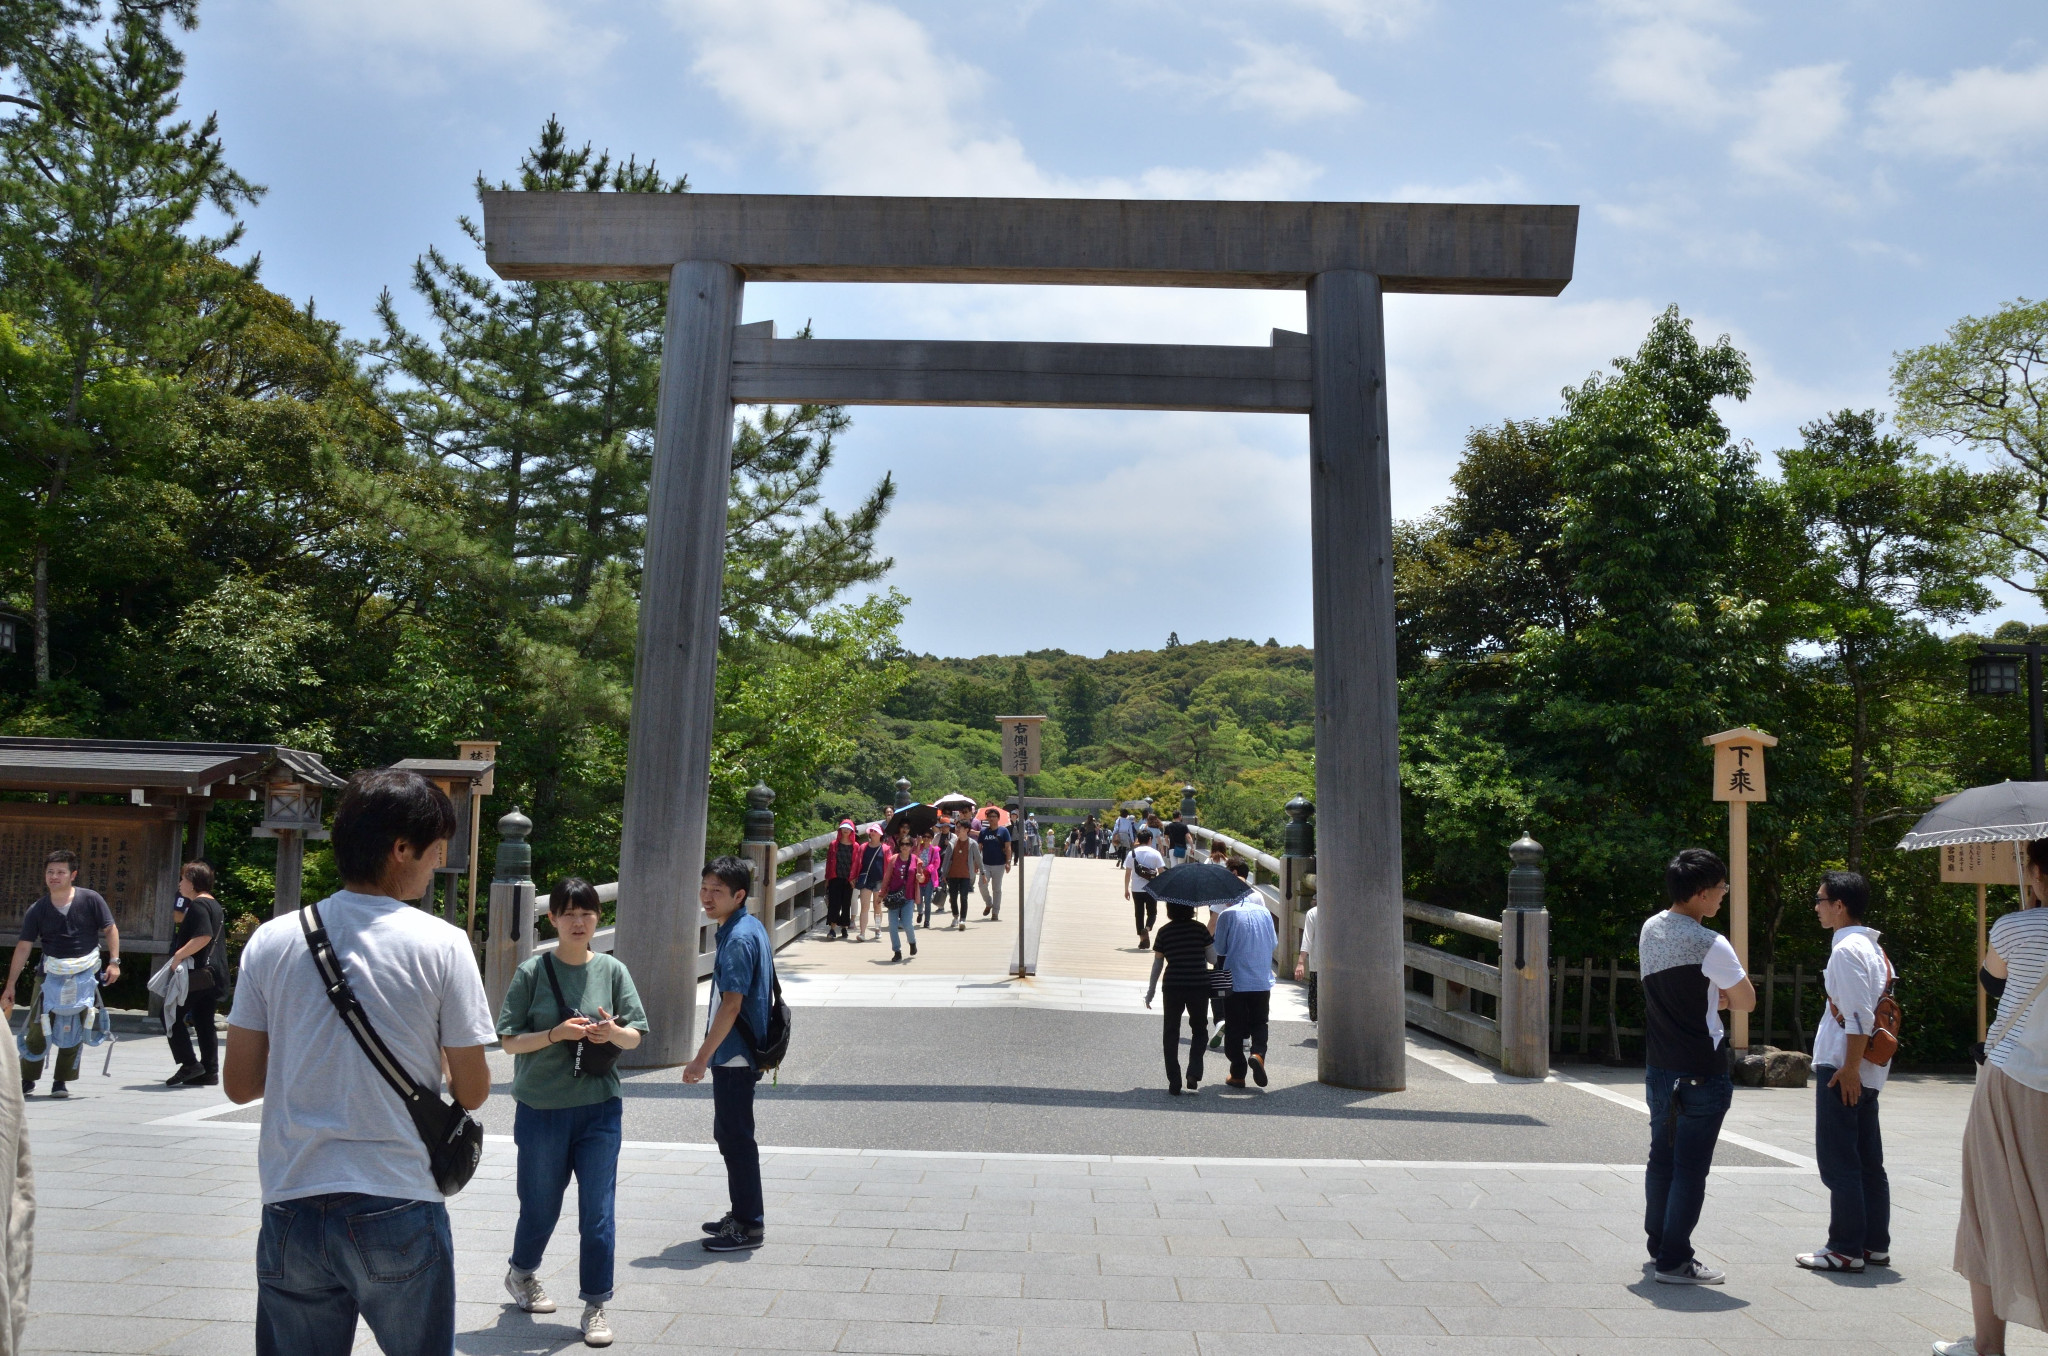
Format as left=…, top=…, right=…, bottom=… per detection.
left=1280, top=795, right=1316, bottom=983
left=484, top=806, right=537, bottom=1015
left=1499, top=832, right=1551, bottom=1078
left=742, top=783, right=779, bottom=940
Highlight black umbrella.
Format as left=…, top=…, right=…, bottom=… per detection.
left=884, top=802, right=940, bottom=837
left=1896, top=781, right=2048, bottom=851
left=1144, top=861, right=1257, bottom=909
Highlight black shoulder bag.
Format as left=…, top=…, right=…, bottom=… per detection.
left=737, top=969, right=793, bottom=1072
left=541, top=952, right=622, bottom=1079
left=298, top=904, right=484, bottom=1197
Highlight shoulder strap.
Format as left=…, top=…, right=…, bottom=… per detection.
left=298, top=905, right=431, bottom=1108
left=541, top=951, right=572, bottom=1022
left=1988, top=962, right=2048, bottom=1052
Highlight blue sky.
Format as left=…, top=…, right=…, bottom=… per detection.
left=180, top=0, right=2048, bottom=656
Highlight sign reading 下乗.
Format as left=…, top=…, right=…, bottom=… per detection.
left=1710, top=737, right=1769, bottom=802
left=996, top=716, right=1045, bottom=778
left=1941, top=841, right=2026, bottom=886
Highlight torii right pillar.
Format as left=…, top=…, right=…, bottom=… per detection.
left=1309, top=270, right=1407, bottom=1091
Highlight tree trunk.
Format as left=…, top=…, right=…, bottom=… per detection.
left=31, top=545, right=49, bottom=688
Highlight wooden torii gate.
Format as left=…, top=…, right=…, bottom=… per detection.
left=482, top=193, right=1579, bottom=1090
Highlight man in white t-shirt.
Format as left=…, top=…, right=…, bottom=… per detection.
left=1124, top=829, right=1166, bottom=948
left=1293, top=902, right=1320, bottom=1024
left=225, top=769, right=495, bottom=1356
left=1797, top=870, right=1892, bottom=1274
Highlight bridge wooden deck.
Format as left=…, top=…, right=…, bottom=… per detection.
left=774, top=856, right=1156, bottom=980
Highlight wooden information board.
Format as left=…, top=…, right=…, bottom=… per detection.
left=0, top=803, right=180, bottom=945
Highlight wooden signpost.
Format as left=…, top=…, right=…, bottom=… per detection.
left=1704, top=727, right=1777, bottom=1052
left=1938, top=831, right=2024, bottom=1039
left=997, top=717, right=1046, bottom=976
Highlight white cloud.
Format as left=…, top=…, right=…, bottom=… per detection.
left=274, top=0, right=618, bottom=81
left=1729, top=63, right=1851, bottom=191
left=1597, top=5, right=1739, bottom=126
left=669, top=0, right=1322, bottom=197
left=1390, top=169, right=1529, bottom=202
left=1260, top=0, right=1431, bottom=39
left=1220, top=41, right=1362, bottom=121
left=1868, top=61, right=2048, bottom=166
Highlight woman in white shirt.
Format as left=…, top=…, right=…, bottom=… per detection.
left=1941, top=838, right=2048, bottom=1356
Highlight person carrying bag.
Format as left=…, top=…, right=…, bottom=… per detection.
left=496, top=878, right=647, bottom=1348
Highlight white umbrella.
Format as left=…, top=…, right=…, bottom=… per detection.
left=932, top=792, right=977, bottom=810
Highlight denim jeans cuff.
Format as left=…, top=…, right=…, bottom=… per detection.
left=580, top=1289, right=614, bottom=1304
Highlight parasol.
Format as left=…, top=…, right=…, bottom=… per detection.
left=1143, top=861, right=1258, bottom=909
left=932, top=792, right=977, bottom=811
left=1895, top=781, right=2048, bottom=851
left=884, top=802, right=941, bottom=837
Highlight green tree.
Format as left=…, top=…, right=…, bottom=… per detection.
left=1780, top=409, right=2003, bottom=869
left=1058, top=667, right=1101, bottom=748
left=0, top=1, right=259, bottom=683
left=1892, top=298, right=2048, bottom=604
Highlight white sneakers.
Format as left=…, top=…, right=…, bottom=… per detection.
left=1933, top=1340, right=1997, bottom=1355
left=582, top=1303, right=613, bottom=1347
left=1653, top=1259, right=1726, bottom=1285
left=503, top=1267, right=555, bottom=1313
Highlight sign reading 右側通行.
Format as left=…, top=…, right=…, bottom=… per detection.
left=996, top=716, right=1045, bottom=778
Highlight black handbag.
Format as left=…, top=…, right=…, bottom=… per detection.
left=298, top=904, right=484, bottom=1197
left=541, top=952, right=622, bottom=1080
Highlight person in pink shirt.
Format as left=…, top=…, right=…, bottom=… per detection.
left=879, top=830, right=919, bottom=964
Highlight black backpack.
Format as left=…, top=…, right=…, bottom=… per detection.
left=738, top=970, right=792, bottom=1071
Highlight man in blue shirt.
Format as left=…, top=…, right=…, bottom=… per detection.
left=975, top=811, right=1013, bottom=921
left=1212, top=890, right=1278, bottom=1088
left=684, top=856, right=773, bottom=1252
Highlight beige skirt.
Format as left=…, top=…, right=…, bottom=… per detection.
left=1958, top=1062, right=2048, bottom=1331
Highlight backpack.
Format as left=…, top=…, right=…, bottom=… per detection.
left=1829, top=949, right=1901, bottom=1067
left=738, top=970, right=792, bottom=1071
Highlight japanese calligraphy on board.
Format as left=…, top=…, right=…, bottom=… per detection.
left=996, top=716, right=1045, bottom=778
left=1704, top=727, right=1777, bottom=803
left=0, top=802, right=179, bottom=943
left=1941, top=840, right=2026, bottom=886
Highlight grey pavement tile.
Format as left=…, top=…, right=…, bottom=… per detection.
left=866, top=1268, right=1021, bottom=1298
left=1017, top=1327, right=1199, bottom=1356
left=766, top=1290, right=941, bottom=1323
left=949, top=1249, right=1102, bottom=1277
left=1170, top=1277, right=1335, bottom=1305
left=806, top=1245, right=953, bottom=1270
left=1325, top=1279, right=1496, bottom=1308
left=26, top=1279, right=176, bottom=1317
left=1162, top=1235, right=1306, bottom=1259
left=19, top=1313, right=202, bottom=1353
left=1425, top=1304, right=1616, bottom=1337
left=1106, top=1300, right=1272, bottom=1332
left=1192, top=1337, right=1400, bottom=1356
left=133, top=1286, right=261, bottom=1323
left=1027, top=1233, right=1169, bottom=1257
left=1383, top=1256, right=1544, bottom=1283
left=693, top=1262, right=871, bottom=1292
left=1100, top=1255, right=1251, bottom=1280
left=144, top=1319, right=260, bottom=1356
left=1533, top=1339, right=1724, bottom=1356
left=663, top=1314, right=849, bottom=1350
left=1267, top=1302, right=1446, bottom=1335
left=1019, top=1273, right=1164, bottom=1301
left=933, top=1295, right=1106, bottom=1329
left=1588, top=1304, right=1784, bottom=1340
left=892, top=1229, right=1031, bottom=1252
left=833, top=1319, right=1021, bottom=1355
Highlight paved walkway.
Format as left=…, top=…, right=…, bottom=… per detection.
left=13, top=866, right=2023, bottom=1354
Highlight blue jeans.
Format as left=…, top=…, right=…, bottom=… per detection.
left=712, top=1064, right=764, bottom=1226
left=255, top=1193, right=454, bottom=1356
left=511, top=1097, right=623, bottom=1302
left=1644, top=1066, right=1732, bottom=1273
left=1813, top=1068, right=1890, bottom=1257
left=887, top=899, right=916, bottom=952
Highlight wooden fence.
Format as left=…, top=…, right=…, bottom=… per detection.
left=1551, top=957, right=1825, bottom=1061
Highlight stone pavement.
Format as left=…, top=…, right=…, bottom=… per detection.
left=19, top=1019, right=2032, bottom=1356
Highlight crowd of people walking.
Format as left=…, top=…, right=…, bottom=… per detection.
left=813, top=804, right=1018, bottom=961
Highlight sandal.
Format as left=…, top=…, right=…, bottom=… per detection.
left=1794, top=1249, right=1865, bottom=1272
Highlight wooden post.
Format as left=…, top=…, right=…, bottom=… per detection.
left=1978, top=882, right=1989, bottom=1041
left=271, top=829, right=303, bottom=919
left=615, top=260, right=743, bottom=1069
left=1307, top=269, right=1405, bottom=1092
left=1729, top=798, right=1748, bottom=1051
left=1015, top=774, right=1027, bottom=978
left=1499, top=834, right=1550, bottom=1078
left=1704, top=727, right=1776, bottom=1054
left=484, top=806, right=535, bottom=1015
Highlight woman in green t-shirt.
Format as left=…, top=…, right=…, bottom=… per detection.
left=496, top=879, right=649, bottom=1348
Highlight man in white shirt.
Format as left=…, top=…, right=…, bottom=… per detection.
left=1124, top=829, right=1166, bottom=948
left=1293, top=902, right=1320, bottom=1023
left=1797, top=869, right=1892, bottom=1275
left=225, top=769, right=495, bottom=1356
left=1111, top=812, right=1137, bottom=866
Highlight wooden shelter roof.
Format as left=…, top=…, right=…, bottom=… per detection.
left=0, top=737, right=345, bottom=793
